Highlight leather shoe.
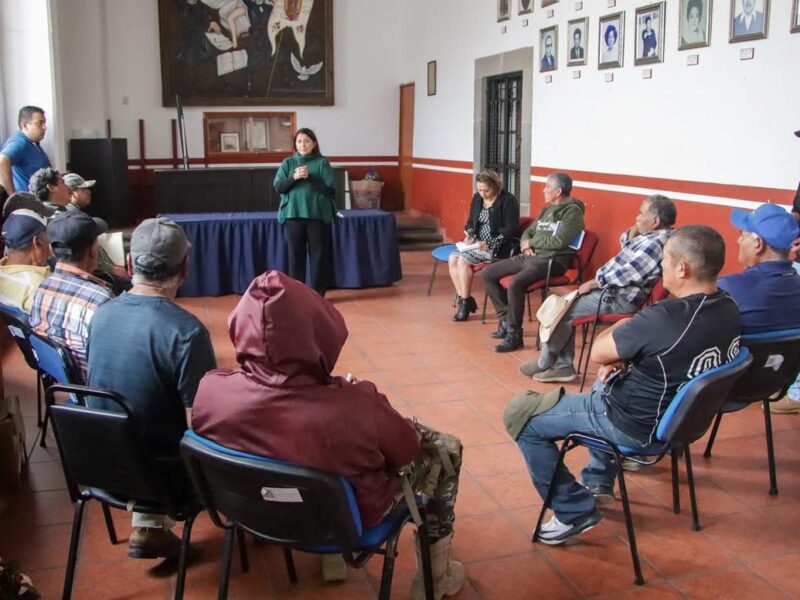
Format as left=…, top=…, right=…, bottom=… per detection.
left=452, top=296, right=477, bottom=322
left=490, top=319, right=508, bottom=339
left=495, top=333, right=523, bottom=353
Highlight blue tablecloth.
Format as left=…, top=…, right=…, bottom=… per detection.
left=163, top=210, right=403, bottom=297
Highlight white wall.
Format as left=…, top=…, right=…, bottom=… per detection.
left=55, top=0, right=405, bottom=162
left=0, top=0, right=64, bottom=169
left=404, top=0, right=800, bottom=190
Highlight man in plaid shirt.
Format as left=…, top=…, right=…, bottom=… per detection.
left=30, top=211, right=114, bottom=381
left=520, top=195, right=676, bottom=383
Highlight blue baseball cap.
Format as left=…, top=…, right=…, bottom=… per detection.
left=1, top=209, right=47, bottom=249
left=730, top=204, right=800, bottom=251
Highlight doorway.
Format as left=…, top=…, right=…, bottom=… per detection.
left=398, top=83, right=415, bottom=210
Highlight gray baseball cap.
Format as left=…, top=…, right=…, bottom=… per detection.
left=63, top=173, right=96, bottom=189
left=130, top=217, right=191, bottom=271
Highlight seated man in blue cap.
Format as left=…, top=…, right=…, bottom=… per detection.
left=718, top=203, right=800, bottom=412
left=0, top=209, right=52, bottom=312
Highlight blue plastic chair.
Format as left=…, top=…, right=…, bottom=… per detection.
left=29, top=331, right=83, bottom=448
left=532, top=348, right=753, bottom=586
left=0, top=303, right=45, bottom=427
left=427, top=244, right=458, bottom=296
left=703, top=328, right=800, bottom=495
left=180, top=430, right=435, bottom=600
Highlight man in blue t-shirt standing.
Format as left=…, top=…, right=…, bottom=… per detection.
left=87, top=217, right=217, bottom=560
left=509, top=225, right=741, bottom=545
left=0, top=106, right=51, bottom=194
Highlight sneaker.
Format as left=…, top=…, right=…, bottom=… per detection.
left=128, top=527, right=181, bottom=559
left=322, top=553, right=348, bottom=582
left=769, top=396, right=800, bottom=414
left=584, top=484, right=615, bottom=505
left=519, top=358, right=549, bottom=377
left=534, top=366, right=578, bottom=383
left=537, top=511, right=604, bottom=545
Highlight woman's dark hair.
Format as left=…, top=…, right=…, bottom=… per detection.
left=475, top=169, right=502, bottom=195
left=605, top=24, right=618, bottom=45
left=687, top=0, right=703, bottom=19
left=294, top=128, right=321, bottom=156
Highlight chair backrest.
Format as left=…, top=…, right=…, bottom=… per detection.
left=647, top=279, right=669, bottom=305
left=29, top=331, right=83, bottom=385
left=47, top=383, right=178, bottom=506
left=0, top=303, right=39, bottom=371
left=562, top=230, right=598, bottom=282
left=656, top=348, right=752, bottom=445
left=728, top=328, right=800, bottom=405
left=180, top=431, right=364, bottom=551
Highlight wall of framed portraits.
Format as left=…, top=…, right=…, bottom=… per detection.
left=400, top=0, right=799, bottom=273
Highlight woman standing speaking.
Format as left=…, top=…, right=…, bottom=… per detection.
left=274, top=128, right=337, bottom=296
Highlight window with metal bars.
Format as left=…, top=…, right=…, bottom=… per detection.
left=484, top=72, right=523, bottom=200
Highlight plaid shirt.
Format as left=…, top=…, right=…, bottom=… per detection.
left=595, top=228, right=671, bottom=306
left=29, top=262, right=114, bottom=381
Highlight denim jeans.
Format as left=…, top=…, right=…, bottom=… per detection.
left=515, top=380, right=658, bottom=524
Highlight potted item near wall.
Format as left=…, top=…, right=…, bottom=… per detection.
left=350, top=170, right=384, bottom=209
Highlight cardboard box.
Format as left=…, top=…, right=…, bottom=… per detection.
left=0, top=397, right=25, bottom=492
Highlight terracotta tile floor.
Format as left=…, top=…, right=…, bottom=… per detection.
left=2, top=250, right=800, bottom=599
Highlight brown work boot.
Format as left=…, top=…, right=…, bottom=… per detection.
left=769, top=396, right=800, bottom=414
left=409, top=532, right=465, bottom=599
left=321, top=553, right=348, bottom=582
left=127, top=527, right=181, bottom=559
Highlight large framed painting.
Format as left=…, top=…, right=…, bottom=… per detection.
left=158, top=0, right=334, bottom=107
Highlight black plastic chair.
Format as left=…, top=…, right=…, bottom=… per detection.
left=180, top=430, right=435, bottom=600
left=0, top=303, right=44, bottom=426
left=703, top=328, right=800, bottom=495
left=532, top=348, right=752, bottom=586
left=29, top=331, right=83, bottom=447
left=47, top=383, right=200, bottom=600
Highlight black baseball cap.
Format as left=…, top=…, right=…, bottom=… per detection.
left=2, top=192, right=56, bottom=219
left=46, top=211, right=108, bottom=259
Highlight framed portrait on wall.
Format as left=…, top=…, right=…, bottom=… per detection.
left=542, top=0, right=559, bottom=6
left=220, top=133, right=240, bottom=152
left=599, top=12, right=624, bottom=69
left=792, top=0, right=800, bottom=33
left=157, top=0, right=334, bottom=107
left=729, top=0, right=770, bottom=42
left=519, top=0, right=533, bottom=16
left=567, top=17, right=589, bottom=66
left=498, top=0, right=511, bottom=22
left=539, top=26, right=558, bottom=72
left=635, top=2, right=666, bottom=65
left=679, top=0, right=712, bottom=49
left=427, top=61, right=437, bottom=96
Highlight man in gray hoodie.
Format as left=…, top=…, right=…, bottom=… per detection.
left=481, top=173, right=586, bottom=352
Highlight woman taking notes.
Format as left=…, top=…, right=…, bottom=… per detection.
left=274, top=128, right=337, bottom=296
left=448, top=169, right=519, bottom=321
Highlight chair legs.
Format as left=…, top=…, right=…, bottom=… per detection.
left=174, top=512, right=197, bottom=600
left=236, top=528, right=249, bottom=573
left=671, top=450, right=681, bottom=515
left=283, top=547, right=298, bottom=584
left=579, top=321, right=600, bottom=393
left=683, top=447, right=701, bottom=531
left=615, top=462, right=644, bottom=585
left=101, top=504, right=118, bottom=544
left=762, top=400, right=778, bottom=495
left=427, top=261, right=439, bottom=296
left=481, top=292, right=488, bottom=324
left=62, top=497, right=88, bottom=600
left=532, top=437, right=645, bottom=585
left=702, top=413, right=724, bottom=458
left=218, top=527, right=236, bottom=600
left=704, top=402, right=779, bottom=496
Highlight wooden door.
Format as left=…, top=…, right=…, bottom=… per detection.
left=398, top=83, right=415, bottom=210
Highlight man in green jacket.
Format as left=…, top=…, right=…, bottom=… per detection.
left=480, top=173, right=585, bottom=352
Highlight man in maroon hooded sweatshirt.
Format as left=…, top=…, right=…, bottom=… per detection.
left=192, top=271, right=464, bottom=599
